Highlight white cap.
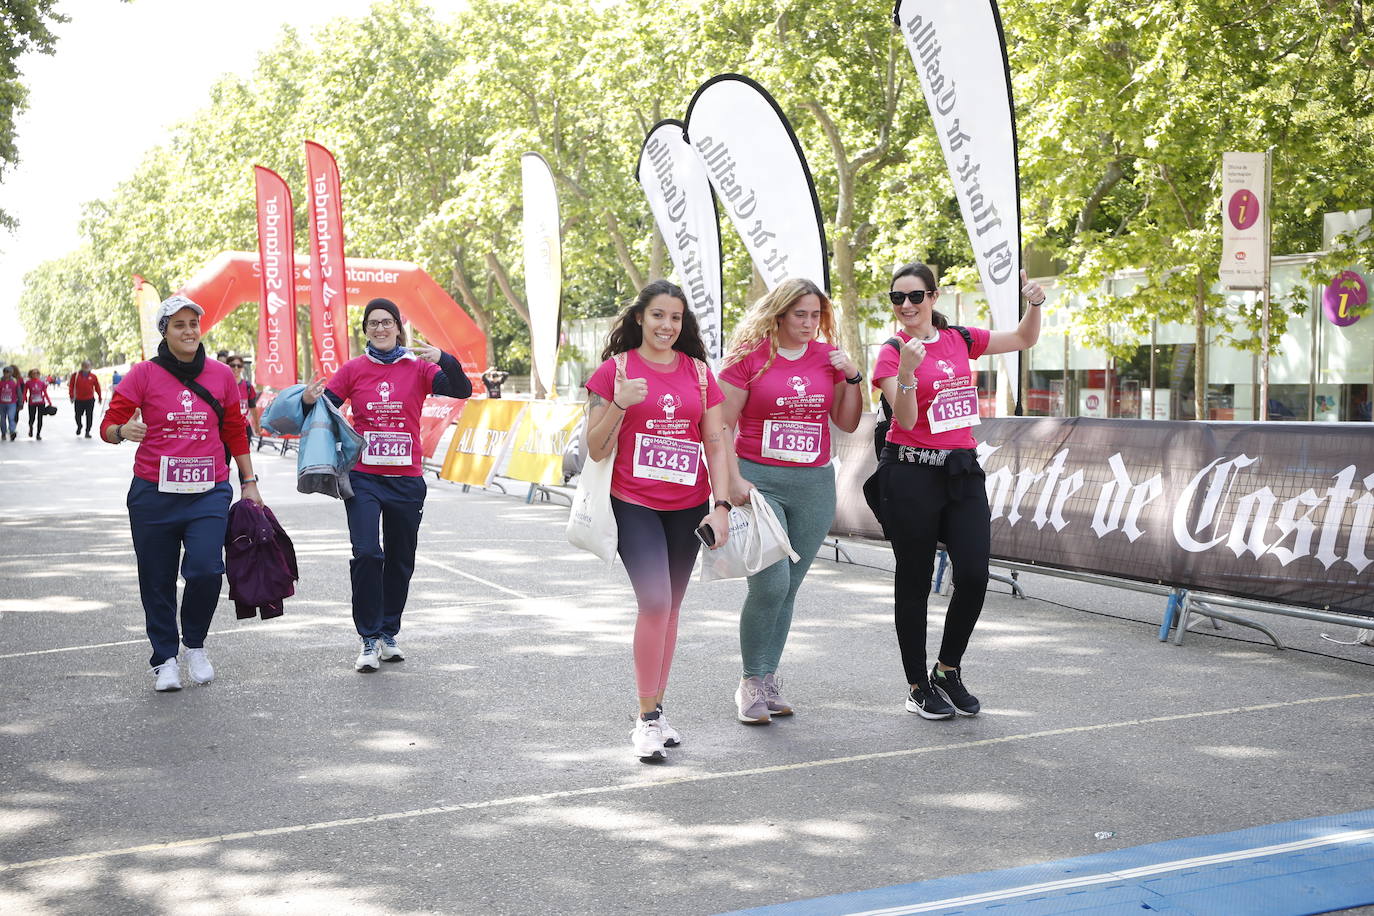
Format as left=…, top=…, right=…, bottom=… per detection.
left=155, top=295, right=205, bottom=335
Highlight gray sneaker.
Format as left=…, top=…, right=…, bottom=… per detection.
left=762, top=672, right=793, bottom=716
left=735, top=677, right=771, bottom=725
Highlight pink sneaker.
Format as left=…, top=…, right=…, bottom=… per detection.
left=762, top=672, right=793, bottom=716
left=735, top=677, right=771, bottom=725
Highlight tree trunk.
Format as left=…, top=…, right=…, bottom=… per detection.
left=1194, top=271, right=1207, bottom=421
left=605, top=211, right=645, bottom=290
left=648, top=224, right=667, bottom=282
left=450, top=258, right=497, bottom=370
left=831, top=226, right=865, bottom=375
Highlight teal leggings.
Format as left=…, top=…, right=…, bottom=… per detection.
left=738, top=458, right=836, bottom=678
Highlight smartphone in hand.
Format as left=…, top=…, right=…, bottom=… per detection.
left=695, top=522, right=716, bottom=548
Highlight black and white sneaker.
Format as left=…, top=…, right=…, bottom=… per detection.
left=905, top=683, right=955, bottom=719
left=931, top=664, right=980, bottom=716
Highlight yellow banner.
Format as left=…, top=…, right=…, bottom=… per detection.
left=504, top=401, right=584, bottom=486
left=439, top=399, right=529, bottom=487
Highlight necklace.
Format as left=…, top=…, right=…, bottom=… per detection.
left=913, top=329, right=939, bottom=344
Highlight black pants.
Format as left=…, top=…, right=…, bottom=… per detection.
left=878, top=456, right=990, bottom=685
left=343, top=471, right=427, bottom=638
left=74, top=398, right=95, bottom=434
left=27, top=404, right=44, bottom=436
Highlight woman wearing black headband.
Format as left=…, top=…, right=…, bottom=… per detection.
left=302, top=298, right=472, bottom=672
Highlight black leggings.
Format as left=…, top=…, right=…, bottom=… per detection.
left=27, top=404, right=44, bottom=436
left=878, top=457, right=991, bottom=684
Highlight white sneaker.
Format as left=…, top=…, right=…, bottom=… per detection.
left=378, top=635, right=404, bottom=662
left=183, top=646, right=214, bottom=685
left=152, top=659, right=182, bottom=692
left=630, top=717, right=667, bottom=762
left=355, top=637, right=381, bottom=672
left=656, top=707, right=682, bottom=748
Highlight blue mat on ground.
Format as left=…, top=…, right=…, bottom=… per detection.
left=725, top=808, right=1374, bottom=916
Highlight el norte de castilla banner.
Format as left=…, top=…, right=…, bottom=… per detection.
left=896, top=0, right=1022, bottom=400
left=684, top=74, right=829, bottom=294
left=636, top=119, right=724, bottom=363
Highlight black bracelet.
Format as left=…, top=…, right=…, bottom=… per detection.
left=1029, top=298, right=1045, bottom=307
left=114, top=423, right=124, bottom=443
left=611, top=399, right=625, bottom=410
left=714, top=500, right=732, bottom=512
left=845, top=372, right=864, bottom=385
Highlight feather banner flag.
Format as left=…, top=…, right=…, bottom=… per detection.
left=635, top=119, right=724, bottom=363
left=521, top=152, right=562, bottom=399
left=895, top=0, right=1021, bottom=402
left=684, top=74, right=829, bottom=295
left=304, top=141, right=350, bottom=378
left=253, top=165, right=299, bottom=389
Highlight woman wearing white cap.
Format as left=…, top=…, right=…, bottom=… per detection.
left=100, top=295, right=264, bottom=691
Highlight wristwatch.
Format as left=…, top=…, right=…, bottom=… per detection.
left=714, top=500, right=732, bottom=512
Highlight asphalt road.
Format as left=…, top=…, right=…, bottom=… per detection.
left=1, top=406, right=1371, bottom=915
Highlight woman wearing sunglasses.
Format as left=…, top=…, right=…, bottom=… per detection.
left=717, top=277, right=862, bottom=723
left=872, top=262, right=1044, bottom=720
left=302, top=298, right=472, bottom=672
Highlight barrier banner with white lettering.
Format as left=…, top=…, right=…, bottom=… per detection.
left=683, top=74, right=829, bottom=293
left=419, top=396, right=466, bottom=459
left=831, top=416, right=1374, bottom=618
left=439, top=399, right=528, bottom=487
left=503, top=401, right=584, bottom=486
left=635, top=120, right=724, bottom=363
left=895, top=0, right=1021, bottom=399
left=253, top=166, right=299, bottom=389
left=305, top=141, right=350, bottom=379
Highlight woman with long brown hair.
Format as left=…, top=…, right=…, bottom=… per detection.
left=583, top=279, right=734, bottom=762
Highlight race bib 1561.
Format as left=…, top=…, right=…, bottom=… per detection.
left=158, top=455, right=215, bottom=493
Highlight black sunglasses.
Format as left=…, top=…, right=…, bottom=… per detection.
left=889, top=290, right=933, bottom=306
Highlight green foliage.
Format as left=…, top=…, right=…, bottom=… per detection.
left=14, top=0, right=1374, bottom=386
left=1, top=0, right=66, bottom=230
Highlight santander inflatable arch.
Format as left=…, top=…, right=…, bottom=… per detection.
left=175, top=251, right=486, bottom=384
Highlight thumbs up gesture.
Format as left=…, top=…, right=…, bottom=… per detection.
left=121, top=408, right=148, bottom=442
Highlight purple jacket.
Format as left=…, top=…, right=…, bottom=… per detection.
left=225, top=499, right=298, bottom=620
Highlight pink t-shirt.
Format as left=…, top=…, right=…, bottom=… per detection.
left=585, top=349, right=724, bottom=511
left=22, top=378, right=49, bottom=405
left=872, top=326, right=991, bottom=449
left=719, top=340, right=845, bottom=467
left=0, top=378, right=19, bottom=404
left=327, top=355, right=440, bottom=477
left=102, top=360, right=247, bottom=485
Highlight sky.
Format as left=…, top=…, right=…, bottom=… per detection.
left=0, top=0, right=468, bottom=350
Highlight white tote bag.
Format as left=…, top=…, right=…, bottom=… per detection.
left=700, top=489, right=800, bottom=582
left=565, top=354, right=627, bottom=564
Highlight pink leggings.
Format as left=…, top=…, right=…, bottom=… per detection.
left=611, top=497, right=706, bottom=698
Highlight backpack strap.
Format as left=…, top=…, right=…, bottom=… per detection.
left=951, top=325, right=974, bottom=355
left=693, top=357, right=708, bottom=411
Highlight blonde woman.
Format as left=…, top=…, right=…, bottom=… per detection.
left=718, top=277, right=863, bottom=723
